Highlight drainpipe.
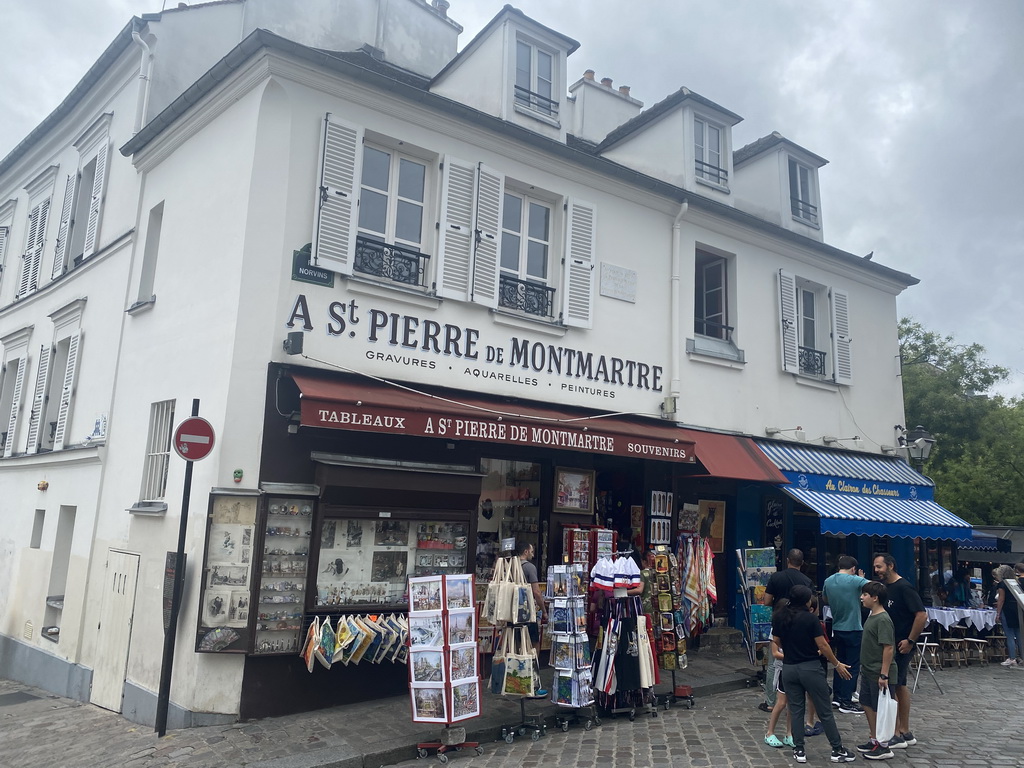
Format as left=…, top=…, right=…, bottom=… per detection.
left=668, top=200, right=688, bottom=418
left=131, top=21, right=154, bottom=135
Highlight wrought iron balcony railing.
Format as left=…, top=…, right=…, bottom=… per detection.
left=513, top=85, right=559, bottom=117
left=353, top=236, right=429, bottom=287
left=499, top=274, right=555, bottom=319
left=695, top=160, right=728, bottom=186
left=791, top=197, right=819, bottom=224
left=799, top=346, right=826, bottom=377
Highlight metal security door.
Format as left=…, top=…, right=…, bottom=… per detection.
left=90, top=549, right=139, bottom=712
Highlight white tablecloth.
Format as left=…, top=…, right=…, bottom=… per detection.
left=925, top=607, right=997, bottom=631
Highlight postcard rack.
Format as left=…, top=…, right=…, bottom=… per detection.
left=546, top=564, right=600, bottom=732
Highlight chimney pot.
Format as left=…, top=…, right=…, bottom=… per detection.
left=432, top=0, right=450, bottom=16
left=583, top=69, right=595, bottom=80
left=600, top=77, right=613, bottom=88
left=619, top=85, right=631, bottom=96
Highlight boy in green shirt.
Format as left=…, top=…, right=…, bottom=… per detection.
left=857, top=581, right=899, bottom=760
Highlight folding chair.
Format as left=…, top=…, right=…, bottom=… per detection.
left=912, top=632, right=943, bottom=694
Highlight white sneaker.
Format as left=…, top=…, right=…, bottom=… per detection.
left=1000, top=658, right=1017, bottom=666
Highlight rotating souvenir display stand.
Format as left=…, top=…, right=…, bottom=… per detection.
left=407, top=574, right=484, bottom=763
left=545, top=564, right=600, bottom=732
left=645, top=545, right=694, bottom=711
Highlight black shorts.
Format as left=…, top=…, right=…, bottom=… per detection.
left=894, top=649, right=911, bottom=686
left=527, top=622, right=539, bottom=644
left=858, top=675, right=881, bottom=711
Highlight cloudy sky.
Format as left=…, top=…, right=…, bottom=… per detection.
left=3, top=0, right=1022, bottom=397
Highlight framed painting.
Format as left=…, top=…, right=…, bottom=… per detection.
left=554, top=468, right=595, bottom=514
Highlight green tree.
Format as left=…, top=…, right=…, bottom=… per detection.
left=898, top=318, right=1023, bottom=525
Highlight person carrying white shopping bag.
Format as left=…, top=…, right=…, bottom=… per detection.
left=855, top=580, right=899, bottom=760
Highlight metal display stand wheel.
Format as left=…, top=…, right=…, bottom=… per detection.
left=552, top=704, right=600, bottom=732
left=415, top=741, right=483, bottom=763
left=499, top=696, right=547, bottom=743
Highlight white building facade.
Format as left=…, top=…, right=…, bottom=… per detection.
left=0, top=0, right=970, bottom=727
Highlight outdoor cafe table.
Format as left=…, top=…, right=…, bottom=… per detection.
left=925, top=606, right=997, bottom=632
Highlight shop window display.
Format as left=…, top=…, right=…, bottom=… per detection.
left=252, top=498, right=312, bottom=654
left=315, top=517, right=470, bottom=608
left=476, top=459, right=541, bottom=581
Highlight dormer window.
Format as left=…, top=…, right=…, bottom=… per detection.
left=515, top=39, right=557, bottom=117
left=695, top=116, right=727, bottom=186
left=788, top=157, right=818, bottom=225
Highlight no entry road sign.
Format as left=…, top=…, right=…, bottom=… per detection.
left=173, top=417, right=215, bottom=461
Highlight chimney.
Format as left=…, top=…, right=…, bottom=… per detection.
left=432, top=0, right=450, bottom=17
left=600, top=77, right=613, bottom=88
left=583, top=69, right=595, bottom=81
left=618, top=85, right=631, bottom=97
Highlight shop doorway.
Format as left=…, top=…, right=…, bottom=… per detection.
left=90, top=549, right=139, bottom=712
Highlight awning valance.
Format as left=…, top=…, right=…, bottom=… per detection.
left=756, top=440, right=974, bottom=543
left=290, top=371, right=697, bottom=463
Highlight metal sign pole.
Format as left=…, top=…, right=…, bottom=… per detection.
left=155, top=398, right=199, bottom=736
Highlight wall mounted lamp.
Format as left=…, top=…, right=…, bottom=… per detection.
left=765, top=426, right=805, bottom=441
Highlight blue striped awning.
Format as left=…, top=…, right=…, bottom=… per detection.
left=756, top=440, right=932, bottom=486
left=779, top=486, right=974, bottom=543
left=755, top=440, right=974, bottom=543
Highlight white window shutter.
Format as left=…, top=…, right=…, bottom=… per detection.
left=82, top=141, right=109, bottom=257
left=471, top=164, right=503, bottom=308
left=28, top=199, right=50, bottom=292
left=830, top=287, right=853, bottom=385
left=778, top=269, right=798, bottom=372
left=313, top=114, right=362, bottom=274
left=562, top=198, right=596, bottom=328
left=25, top=344, right=52, bottom=455
left=3, top=357, right=26, bottom=457
left=0, top=225, right=8, bottom=262
left=435, top=156, right=475, bottom=300
left=53, top=331, right=80, bottom=451
left=53, top=175, right=76, bottom=278
left=19, top=204, right=41, bottom=297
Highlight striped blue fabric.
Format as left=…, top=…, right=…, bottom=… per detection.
left=755, top=440, right=931, bottom=486
left=780, top=486, right=973, bottom=543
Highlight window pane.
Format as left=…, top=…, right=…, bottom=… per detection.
left=537, top=51, right=552, bottom=82
left=362, top=147, right=390, bottom=192
left=708, top=125, right=721, bottom=155
left=799, top=165, right=811, bottom=198
left=789, top=158, right=800, bottom=199
left=527, top=202, right=549, bottom=241
left=694, top=118, right=705, bottom=156
left=503, top=193, right=523, bottom=232
left=501, top=234, right=520, bottom=271
left=516, top=42, right=531, bottom=90
left=395, top=200, right=423, bottom=244
left=358, top=189, right=387, bottom=234
left=526, top=241, right=547, bottom=279
left=398, top=158, right=425, bottom=202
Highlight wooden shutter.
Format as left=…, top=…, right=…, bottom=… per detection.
left=3, top=356, right=26, bottom=457
left=53, top=175, right=76, bottom=278
left=830, top=287, right=853, bottom=385
left=435, top=157, right=475, bottom=300
left=0, top=225, right=8, bottom=262
left=52, top=332, right=80, bottom=451
left=312, top=114, right=362, bottom=274
left=777, top=269, right=799, bottom=373
left=562, top=198, right=596, bottom=328
left=19, top=203, right=42, bottom=297
left=28, top=199, right=50, bottom=292
left=82, top=142, right=109, bottom=257
left=25, top=344, right=52, bottom=454
left=471, top=164, right=503, bottom=308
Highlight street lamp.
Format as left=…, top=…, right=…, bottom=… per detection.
left=905, top=425, right=935, bottom=471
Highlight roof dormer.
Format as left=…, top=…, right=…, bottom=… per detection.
left=431, top=6, right=579, bottom=142
left=595, top=87, right=741, bottom=199
left=732, top=132, right=829, bottom=240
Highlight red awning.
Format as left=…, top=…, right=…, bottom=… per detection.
left=686, top=430, right=789, bottom=484
left=290, top=371, right=696, bottom=464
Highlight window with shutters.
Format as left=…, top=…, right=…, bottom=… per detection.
left=18, top=198, right=51, bottom=299
left=139, top=400, right=175, bottom=503
left=54, top=119, right=111, bottom=278
left=354, top=143, right=431, bottom=288
left=0, top=332, right=30, bottom=458
left=499, top=190, right=555, bottom=319
left=777, top=269, right=851, bottom=385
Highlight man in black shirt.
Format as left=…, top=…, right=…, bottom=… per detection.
left=873, top=553, right=926, bottom=750
left=759, top=549, right=814, bottom=710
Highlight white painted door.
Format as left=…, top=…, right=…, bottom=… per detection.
left=90, top=549, right=139, bottom=712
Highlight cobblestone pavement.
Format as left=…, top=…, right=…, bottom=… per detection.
left=392, top=665, right=1024, bottom=768
left=2, top=663, right=1022, bottom=768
